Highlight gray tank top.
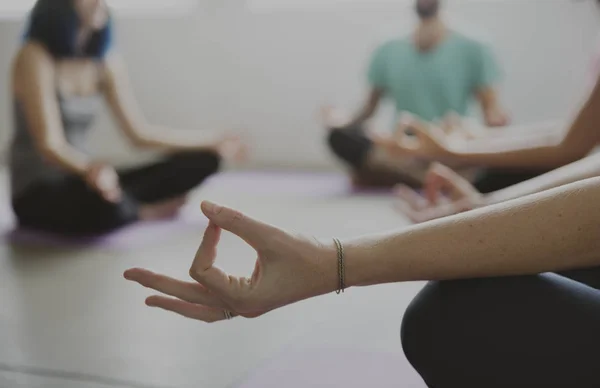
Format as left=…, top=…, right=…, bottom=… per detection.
left=9, top=94, right=102, bottom=198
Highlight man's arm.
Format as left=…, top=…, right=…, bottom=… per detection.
left=342, top=42, right=389, bottom=128
left=346, top=88, right=384, bottom=128
left=476, top=86, right=510, bottom=127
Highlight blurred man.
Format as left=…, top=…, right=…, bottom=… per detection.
left=324, top=0, right=508, bottom=188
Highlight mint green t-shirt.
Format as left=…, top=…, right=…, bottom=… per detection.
left=368, top=32, right=500, bottom=123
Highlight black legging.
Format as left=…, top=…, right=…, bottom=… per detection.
left=401, top=267, right=600, bottom=387
left=327, top=125, right=545, bottom=193
left=12, top=150, right=221, bottom=236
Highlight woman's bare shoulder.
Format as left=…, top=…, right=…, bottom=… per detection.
left=13, top=42, right=54, bottom=75
left=11, top=42, right=55, bottom=93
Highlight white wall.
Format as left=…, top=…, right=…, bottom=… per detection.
left=0, top=0, right=599, bottom=169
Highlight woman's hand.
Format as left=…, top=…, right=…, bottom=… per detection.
left=371, top=114, right=453, bottom=160
left=394, top=163, right=485, bottom=223
left=84, top=162, right=122, bottom=203
left=124, top=202, right=338, bottom=322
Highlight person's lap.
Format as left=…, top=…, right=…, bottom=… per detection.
left=12, top=150, right=221, bottom=236
left=402, top=267, right=600, bottom=388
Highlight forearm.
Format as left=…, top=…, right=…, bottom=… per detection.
left=134, top=126, right=217, bottom=151
left=343, top=177, right=600, bottom=287
left=471, top=120, right=563, bottom=140
left=485, top=152, right=600, bottom=205
left=42, top=142, right=91, bottom=176
left=346, top=108, right=374, bottom=128
left=448, top=131, right=580, bottom=169
left=344, top=89, right=381, bottom=128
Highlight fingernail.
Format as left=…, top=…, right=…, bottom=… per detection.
left=202, top=201, right=222, bottom=215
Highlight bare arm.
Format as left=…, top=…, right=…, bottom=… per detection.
left=476, top=86, right=510, bottom=127
left=345, top=177, right=600, bottom=287
left=346, top=88, right=383, bottom=127
left=484, top=152, right=600, bottom=205
left=12, top=43, right=91, bottom=176
left=102, top=53, right=220, bottom=151
left=124, top=176, right=600, bottom=322
left=445, top=78, right=600, bottom=169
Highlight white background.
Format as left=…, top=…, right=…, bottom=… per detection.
left=0, top=0, right=599, bottom=169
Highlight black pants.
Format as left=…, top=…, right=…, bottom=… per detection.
left=401, top=267, right=600, bottom=387
left=12, top=151, right=221, bottom=236
left=326, top=125, right=545, bottom=193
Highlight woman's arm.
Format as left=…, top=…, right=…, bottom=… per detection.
left=483, top=152, right=600, bottom=205
left=463, top=120, right=563, bottom=141
left=102, top=53, right=221, bottom=152
left=394, top=154, right=600, bottom=223
left=347, top=177, right=600, bottom=287
left=443, top=78, right=600, bottom=169
left=125, top=177, right=600, bottom=322
left=12, top=43, right=91, bottom=176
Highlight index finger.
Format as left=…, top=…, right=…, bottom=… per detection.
left=189, top=221, right=234, bottom=298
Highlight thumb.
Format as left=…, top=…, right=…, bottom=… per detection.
left=406, top=121, right=435, bottom=147
left=424, top=163, right=455, bottom=204
left=200, top=201, right=278, bottom=248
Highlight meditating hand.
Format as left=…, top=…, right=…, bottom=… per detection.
left=370, top=114, right=452, bottom=160
left=84, top=162, right=122, bottom=203
left=124, top=201, right=339, bottom=322
left=394, top=163, right=484, bottom=223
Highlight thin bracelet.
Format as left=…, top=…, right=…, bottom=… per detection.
left=333, top=238, right=345, bottom=294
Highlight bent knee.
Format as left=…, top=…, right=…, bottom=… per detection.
left=174, top=150, right=222, bottom=174
left=327, top=126, right=371, bottom=169
left=401, top=281, right=445, bottom=370
left=201, top=150, right=222, bottom=173
left=401, top=280, right=480, bottom=381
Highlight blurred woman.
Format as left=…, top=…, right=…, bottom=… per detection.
left=9, top=0, right=245, bottom=236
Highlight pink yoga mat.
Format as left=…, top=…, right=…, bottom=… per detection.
left=237, top=348, right=426, bottom=388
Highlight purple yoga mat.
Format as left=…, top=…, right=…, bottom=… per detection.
left=202, top=171, right=393, bottom=196
left=2, top=217, right=207, bottom=249
left=0, top=171, right=392, bottom=249
left=237, top=348, right=426, bottom=388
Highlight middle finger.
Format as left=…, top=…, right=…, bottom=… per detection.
left=124, top=268, right=227, bottom=309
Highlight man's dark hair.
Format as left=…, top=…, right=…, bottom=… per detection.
left=416, top=0, right=440, bottom=20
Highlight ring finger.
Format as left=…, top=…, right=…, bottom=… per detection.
left=146, top=296, right=237, bottom=323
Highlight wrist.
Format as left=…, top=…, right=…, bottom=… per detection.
left=82, top=161, right=99, bottom=178
left=439, top=145, right=460, bottom=164
left=331, top=237, right=377, bottom=289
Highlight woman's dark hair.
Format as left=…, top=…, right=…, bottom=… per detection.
left=23, top=0, right=113, bottom=59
